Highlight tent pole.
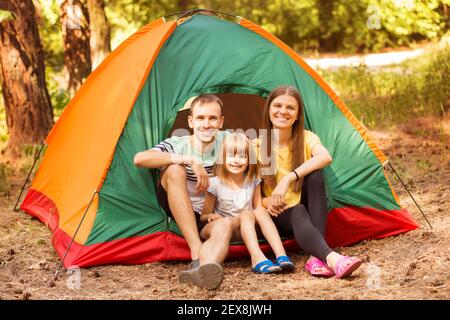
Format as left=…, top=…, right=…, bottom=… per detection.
left=13, top=144, right=45, bottom=212
left=52, top=190, right=98, bottom=281
left=387, top=162, right=433, bottom=229
left=165, top=8, right=241, bottom=21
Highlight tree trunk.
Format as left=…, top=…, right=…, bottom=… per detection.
left=59, top=0, right=91, bottom=94
left=178, top=0, right=190, bottom=12
left=0, top=0, right=54, bottom=158
left=87, top=0, right=110, bottom=70
left=317, top=0, right=337, bottom=52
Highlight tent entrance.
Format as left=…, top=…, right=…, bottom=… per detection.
left=169, top=93, right=267, bottom=136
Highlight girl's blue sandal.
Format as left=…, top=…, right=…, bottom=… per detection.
left=276, top=256, right=295, bottom=272
left=252, top=259, right=282, bottom=274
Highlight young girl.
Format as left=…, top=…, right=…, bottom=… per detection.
left=201, top=132, right=295, bottom=273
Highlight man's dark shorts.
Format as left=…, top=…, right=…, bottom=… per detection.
left=156, top=182, right=208, bottom=231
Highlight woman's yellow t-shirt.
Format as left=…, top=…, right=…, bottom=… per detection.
left=252, top=130, right=322, bottom=208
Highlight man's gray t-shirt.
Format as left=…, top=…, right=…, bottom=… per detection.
left=152, top=131, right=228, bottom=213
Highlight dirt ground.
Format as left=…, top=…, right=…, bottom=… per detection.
left=0, top=115, right=449, bottom=300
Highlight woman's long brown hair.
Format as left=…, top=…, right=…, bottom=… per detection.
left=260, top=85, right=305, bottom=192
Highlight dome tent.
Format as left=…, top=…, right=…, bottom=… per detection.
left=20, top=10, right=419, bottom=268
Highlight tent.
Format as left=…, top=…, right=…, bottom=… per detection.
left=20, top=11, right=419, bottom=268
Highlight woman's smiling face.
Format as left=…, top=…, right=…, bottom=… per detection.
left=269, top=94, right=299, bottom=129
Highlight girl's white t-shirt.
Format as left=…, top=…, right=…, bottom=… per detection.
left=206, top=176, right=261, bottom=218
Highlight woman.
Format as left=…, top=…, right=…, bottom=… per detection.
left=254, top=85, right=361, bottom=279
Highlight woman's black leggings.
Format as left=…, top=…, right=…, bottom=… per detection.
left=273, top=170, right=333, bottom=262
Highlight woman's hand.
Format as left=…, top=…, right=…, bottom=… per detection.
left=267, top=195, right=287, bottom=216
left=267, top=173, right=296, bottom=216
left=272, top=174, right=294, bottom=198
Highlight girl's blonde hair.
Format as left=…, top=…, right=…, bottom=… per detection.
left=214, top=133, right=258, bottom=186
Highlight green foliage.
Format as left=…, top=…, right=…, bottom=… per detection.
left=375, top=0, right=446, bottom=47
left=420, top=44, right=450, bottom=112
left=318, top=45, right=450, bottom=128
left=36, top=0, right=64, bottom=70
left=45, top=67, right=70, bottom=116
left=21, top=144, right=44, bottom=158
left=18, top=144, right=46, bottom=175
left=194, top=0, right=449, bottom=52
left=0, top=97, right=7, bottom=144
left=0, top=163, right=11, bottom=193
left=103, top=0, right=449, bottom=53
left=196, top=0, right=319, bottom=52
left=0, top=9, right=14, bottom=23
left=105, top=0, right=180, bottom=49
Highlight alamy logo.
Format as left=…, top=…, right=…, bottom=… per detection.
left=365, top=263, right=381, bottom=290
left=367, top=5, right=381, bottom=30
left=66, top=265, right=81, bottom=290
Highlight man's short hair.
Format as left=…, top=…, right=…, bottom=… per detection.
left=190, top=94, right=224, bottom=116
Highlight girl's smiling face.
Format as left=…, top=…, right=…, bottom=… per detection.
left=225, top=151, right=248, bottom=176
left=214, top=133, right=258, bottom=185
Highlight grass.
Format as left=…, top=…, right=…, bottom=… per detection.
left=0, top=163, right=11, bottom=193
left=318, top=45, right=449, bottom=129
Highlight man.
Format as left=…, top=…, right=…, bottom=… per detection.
left=134, top=94, right=232, bottom=290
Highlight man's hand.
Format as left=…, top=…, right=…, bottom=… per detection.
left=200, top=213, right=223, bottom=223
left=191, top=164, right=209, bottom=194
left=170, top=154, right=196, bottom=165
left=207, top=213, right=223, bottom=223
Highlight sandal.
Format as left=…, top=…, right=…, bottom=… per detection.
left=332, top=256, right=362, bottom=279
left=252, top=259, right=282, bottom=274
left=276, top=256, right=295, bottom=272
left=304, top=257, right=334, bottom=277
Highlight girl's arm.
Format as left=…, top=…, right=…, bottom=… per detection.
left=252, top=184, right=264, bottom=208
left=256, top=185, right=279, bottom=216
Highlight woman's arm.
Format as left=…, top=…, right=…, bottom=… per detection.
left=269, top=144, right=332, bottom=214
left=291, top=144, right=332, bottom=179
left=278, top=144, right=332, bottom=190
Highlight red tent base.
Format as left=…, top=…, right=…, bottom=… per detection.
left=22, top=189, right=419, bottom=268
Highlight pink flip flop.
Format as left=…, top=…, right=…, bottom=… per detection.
left=304, top=257, right=334, bottom=277
left=333, top=256, right=362, bottom=279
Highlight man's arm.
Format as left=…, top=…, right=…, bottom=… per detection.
left=133, top=149, right=193, bottom=169
left=200, top=192, right=219, bottom=222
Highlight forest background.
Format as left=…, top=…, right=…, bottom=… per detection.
left=0, top=0, right=448, bottom=300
